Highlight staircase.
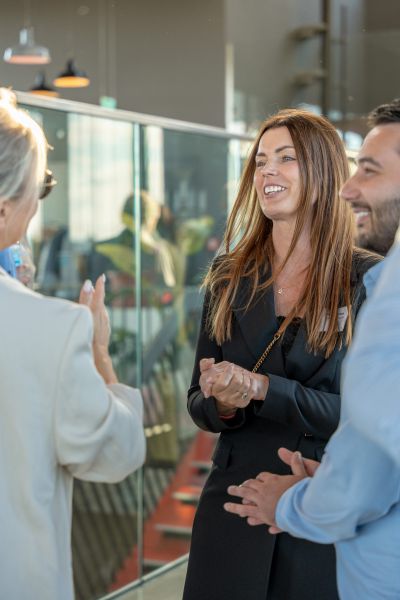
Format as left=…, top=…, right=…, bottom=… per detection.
left=110, top=430, right=216, bottom=589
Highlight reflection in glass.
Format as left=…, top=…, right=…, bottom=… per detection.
left=22, top=102, right=247, bottom=596
left=25, top=108, right=141, bottom=599
left=139, top=128, right=229, bottom=572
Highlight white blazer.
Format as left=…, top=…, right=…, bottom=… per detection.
left=0, top=268, right=145, bottom=600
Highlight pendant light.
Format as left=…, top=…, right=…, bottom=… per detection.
left=3, top=0, right=50, bottom=65
left=4, top=27, right=50, bottom=65
left=29, top=72, right=59, bottom=97
left=53, top=1, right=90, bottom=89
left=53, top=59, right=90, bottom=88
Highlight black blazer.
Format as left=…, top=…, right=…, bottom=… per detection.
left=183, top=249, right=381, bottom=600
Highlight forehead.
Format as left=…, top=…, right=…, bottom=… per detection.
left=258, top=126, right=293, bottom=151
left=360, top=124, right=400, bottom=164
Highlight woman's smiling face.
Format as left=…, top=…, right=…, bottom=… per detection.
left=254, top=126, right=302, bottom=222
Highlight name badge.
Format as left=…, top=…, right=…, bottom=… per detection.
left=319, top=306, right=349, bottom=332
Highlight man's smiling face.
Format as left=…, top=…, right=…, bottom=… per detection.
left=341, top=124, right=400, bottom=255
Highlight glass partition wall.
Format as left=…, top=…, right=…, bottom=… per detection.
left=18, top=95, right=251, bottom=599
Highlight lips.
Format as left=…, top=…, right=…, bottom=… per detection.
left=355, top=212, right=370, bottom=226
left=264, top=185, right=287, bottom=195
left=352, top=206, right=371, bottom=227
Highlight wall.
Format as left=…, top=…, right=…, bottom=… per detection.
left=327, top=0, right=400, bottom=134
left=363, top=0, right=400, bottom=113
left=1, top=0, right=398, bottom=133
left=0, top=0, right=225, bottom=127
left=329, top=0, right=365, bottom=122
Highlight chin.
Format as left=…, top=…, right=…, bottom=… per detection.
left=260, top=205, right=290, bottom=220
left=267, top=212, right=296, bottom=223
left=356, top=233, right=376, bottom=252
left=262, top=212, right=282, bottom=222
left=355, top=229, right=368, bottom=245
left=356, top=223, right=370, bottom=239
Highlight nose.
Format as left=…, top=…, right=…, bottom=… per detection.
left=261, top=161, right=279, bottom=176
left=340, top=175, right=360, bottom=203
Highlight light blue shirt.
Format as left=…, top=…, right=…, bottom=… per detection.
left=0, top=248, right=16, bottom=277
left=344, top=241, right=400, bottom=464
left=276, top=242, right=400, bottom=600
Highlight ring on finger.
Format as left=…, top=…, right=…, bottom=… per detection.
left=241, top=391, right=248, bottom=400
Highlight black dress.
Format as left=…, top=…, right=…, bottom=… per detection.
left=182, top=250, right=381, bottom=600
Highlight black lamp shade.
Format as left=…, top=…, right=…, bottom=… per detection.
left=53, top=59, right=90, bottom=88
left=30, top=72, right=59, bottom=97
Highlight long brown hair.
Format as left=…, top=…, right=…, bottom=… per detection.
left=205, top=109, right=355, bottom=357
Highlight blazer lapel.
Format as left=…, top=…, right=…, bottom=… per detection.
left=232, top=275, right=286, bottom=377
left=283, top=323, right=327, bottom=381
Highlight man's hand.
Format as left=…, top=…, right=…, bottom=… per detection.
left=268, top=449, right=319, bottom=533
left=224, top=472, right=304, bottom=528
left=278, top=447, right=320, bottom=477
left=224, top=449, right=318, bottom=533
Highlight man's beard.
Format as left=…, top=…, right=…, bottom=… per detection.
left=356, top=197, right=400, bottom=256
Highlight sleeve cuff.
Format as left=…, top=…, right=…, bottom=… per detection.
left=219, top=410, right=237, bottom=420
left=254, top=373, right=296, bottom=422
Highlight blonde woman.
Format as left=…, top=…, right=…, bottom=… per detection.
left=0, top=89, right=145, bottom=600
left=183, top=110, right=380, bottom=600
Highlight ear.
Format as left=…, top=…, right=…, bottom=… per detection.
left=0, top=199, right=13, bottom=240
left=0, top=198, right=12, bottom=221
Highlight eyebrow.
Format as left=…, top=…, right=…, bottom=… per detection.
left=357, top=156, right=383, bottom=169
left=256, top=145, right=295, bottom=157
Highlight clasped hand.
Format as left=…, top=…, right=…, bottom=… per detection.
left=199, top=358, right=269, bottom=414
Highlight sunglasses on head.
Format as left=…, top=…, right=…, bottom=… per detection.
left=39, top=169, right=57, bottom=200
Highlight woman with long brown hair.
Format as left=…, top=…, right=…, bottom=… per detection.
left=183, top=109, right=380, bottom=600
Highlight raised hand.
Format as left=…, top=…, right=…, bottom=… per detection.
left=79, top=275, right=118, bottom=384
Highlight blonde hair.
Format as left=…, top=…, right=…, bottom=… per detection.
left=0, top=88, right=47, bottom=206
left=205, top=109, right=355, bottom=357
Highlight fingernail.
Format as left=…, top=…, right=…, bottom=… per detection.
left=83, top=279, right=93, bottom=293
left=295, top=451, right=302, bottom=460
left=102, top=273, right=106, bottom=283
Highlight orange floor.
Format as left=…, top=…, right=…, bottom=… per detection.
left=111, top=431, right=216, bottom=589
